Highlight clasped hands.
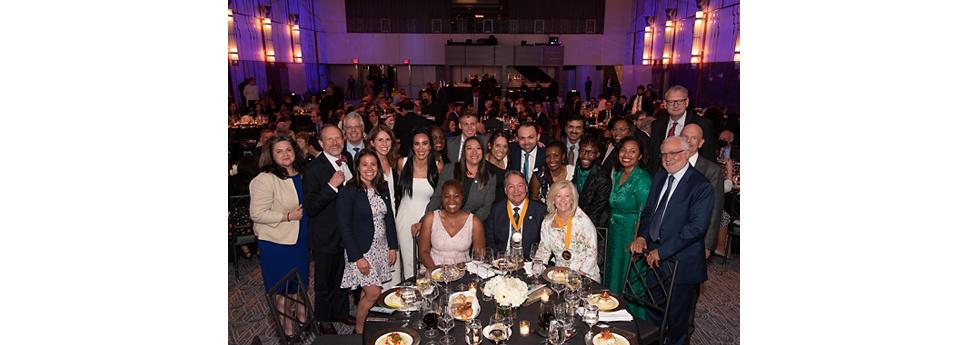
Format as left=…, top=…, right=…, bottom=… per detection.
left=629, top=237, right=661, bottom=268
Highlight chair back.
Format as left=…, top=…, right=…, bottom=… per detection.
left=622, top=253, right=679, bottom=345
left=265, top=267, right=315, bottom=345
left=595, top=226, right=607, bottom=273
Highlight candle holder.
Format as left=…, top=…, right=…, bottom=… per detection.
left=518, top=320, right=531, bottom=336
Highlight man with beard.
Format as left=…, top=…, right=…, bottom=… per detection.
left=572, top=135, right=612, bottom=229
left=562, top=116, right=584, bottom=167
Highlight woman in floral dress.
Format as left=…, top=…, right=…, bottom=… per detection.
left=534, top=181, right=600, bottom=282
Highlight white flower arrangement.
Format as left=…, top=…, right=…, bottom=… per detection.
left=481, top=275, right=528, bottom=307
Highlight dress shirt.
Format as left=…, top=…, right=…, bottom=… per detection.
left=602, top=142, right=616, bottom=163
left=505, top=199, right=526, bottom=251
left=655, top=164, right=688, bottom=214
left=345, top=141, right=365, bottom=160
left=519, top=148, right=538, bottom=179
left=632, top=95, right=643, bottom=113
left=566, top=139, right=580, bottom=166
left=457, top=135, right=467, bottom=161
left=688, top=152, right=699, bottom=166
left=323, top=152, right=353, bottom=192
left=665, top=115, right=685, bottom=137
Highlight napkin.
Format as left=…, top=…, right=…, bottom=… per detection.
left=578, top=308, right=634, bottom=322
left=467, top=261, right=496, bottom=279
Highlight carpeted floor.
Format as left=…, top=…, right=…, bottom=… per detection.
left=228, top=256, right=739, bottom=345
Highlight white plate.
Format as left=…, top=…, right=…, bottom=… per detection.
left=383, top=287, right=420, bottom=312
left=592, top=331, right=629, bottom=345
left=376, top=331, right=414, bottom=345
left=482, top=323, right=512, bottom=342
left=448, top=291, right=480, bottom=321
left=586, top=294, right=620, bottom=311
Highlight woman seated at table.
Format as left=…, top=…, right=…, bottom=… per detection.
left=336, top=149, right=399, bottom=334
left=417, top=180, right=485, bottom=269
left=533, top=181, right=601, bottom=282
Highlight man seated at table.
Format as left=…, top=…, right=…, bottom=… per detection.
left=485, top=170, right=546, bottom=259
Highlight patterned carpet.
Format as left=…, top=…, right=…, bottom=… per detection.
left=228, top=255, right=739, bottom=345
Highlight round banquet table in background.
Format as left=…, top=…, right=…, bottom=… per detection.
left=363, top=271, right=640, bottom=345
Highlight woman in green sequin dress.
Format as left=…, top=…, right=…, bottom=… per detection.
left=603, top=137, right=652, bottom=319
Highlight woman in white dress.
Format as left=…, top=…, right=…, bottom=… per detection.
left=393, top=128, right=442, bottom=282
left=367, top=125, right=401, bottom=286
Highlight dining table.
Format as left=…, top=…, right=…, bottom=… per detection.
left=362, top=266, right=641, bottom=345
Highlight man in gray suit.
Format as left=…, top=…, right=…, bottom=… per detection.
left=446, top=112, right=488, bottom=163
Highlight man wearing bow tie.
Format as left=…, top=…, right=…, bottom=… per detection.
left=303, top=124, right=354, bottom=334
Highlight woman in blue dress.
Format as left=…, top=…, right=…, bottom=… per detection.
left=249, top=135, right=310, bottom=337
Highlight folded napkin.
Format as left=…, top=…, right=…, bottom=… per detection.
left=467, top=261, right=496, bottom=279
left=578, top=307, right=634, bottom=322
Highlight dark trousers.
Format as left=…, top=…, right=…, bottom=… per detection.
left=313, top=251, right=349, bottom=322
left=646, top=283, right=698, bottom=345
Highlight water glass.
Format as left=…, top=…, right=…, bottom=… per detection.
left=465, top=319, right=483, bottom=345
left=488, top=314, right=510, bottom=345
left=547, top=320, right=566, bottom=345
left=438, top=311, right=455, bottom=345
left=583, top=304, right=599, bottom=341
left=554, top=303, right=574, bottom=333
left=422, top=300, right=440, bottom=338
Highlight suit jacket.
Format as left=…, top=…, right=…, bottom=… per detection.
left=598, top=141, right=621, bottom=172
left=336, top=184, right=399, bottom=262
left=507, top=144, right=546, bottom=180
left=484, top=199, right=547, bottom=259
left=534, top=112, right=552, bottom=137
left=648, top=111, right=716, bottom=172
left=692, top=155, right=725, bottom=253
left=445, top=134, right=489, bottom=164
left=425, top=163, right=497, bottom=221
left=303, top=156, right=344, bottom=253
left=248, top=172, right=301, bottom=244
left=633, top=130, right=654, bottom=173
left=636, top=165, right=714, bottom=285
left=626, top=94, right=652, bottom=115
left=573, top=164, right=612, bottom=228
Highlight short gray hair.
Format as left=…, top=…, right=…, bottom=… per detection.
left=664, top=85, right=689, bottom=99
left=344, top=111, right=364, bottom=124
left=663, top=136, right=690, bottom=152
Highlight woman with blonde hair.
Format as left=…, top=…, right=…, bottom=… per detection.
left=533, top=181, right=600, bottom=282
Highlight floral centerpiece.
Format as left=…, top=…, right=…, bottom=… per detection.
left=482, top=275, right=528, bottom=320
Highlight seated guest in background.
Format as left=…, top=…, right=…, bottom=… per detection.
left=336, top=149, right=398, bottom=334
left=485, top=171, right=546, bottom=259
left=425, top=136, right=496, bottom=221
left=599, top=118, right=633, bottom=171
left=294, top=132, right=315, bottom=161
left=417, top=180, right=486, bottom=269
left=604, top=137, right=652, bottom=295
left=718, top=129, right=739, bottom=163
left=534, top=181, right=600, bottom=282
left=430, top=126, right=449, bottom=165
left=572, top=136, right=612, bottom=229
left=484, top=130, right=511, bottom=204
left=248, top=135, right=309, bottom=338
left=529, top=141, right=574, bottom=203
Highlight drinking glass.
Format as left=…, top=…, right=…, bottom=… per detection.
left=547, top=320, right=566, bottom=345
left=487, top=314, right=510, bottom=345
left=422, top=300, right=440, bottom=338
left=438, top=311, right=455, bottom=345
left=582, top=304, right=600, bottom=342
left=564, top=291, right=582, bottom=320
left=566, top=271, right=582, bottom=293
left=465, top=319, right=483, bottom=345
left=551, top=281, right=566, bottom=300
left=554, top=303, right=574, bottom=334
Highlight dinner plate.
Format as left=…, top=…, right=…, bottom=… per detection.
left=378, top=287, right=420, bottom=312
left=367, top=327, right=421, bottom=345
left=431, top=266, right=466, bottom=283
left=591, top=329, right=630, bottom=345
left=541, top=266, right=573, bottom=284
left=447, top=291, right=480, bottom=321
left=482, top=323, right=512, bottom=342
left=585, top=290, right=625, bottom=312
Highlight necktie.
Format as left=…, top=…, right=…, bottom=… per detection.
left=353, top=147, right=360, bottom=158
left=649, top=175, right=676, bottom=241
left=567, top=145, right=576, bottom=165
left=513, top=206, right=521, bottom=224
left=667, top=121, right=678, bottom=138
left=523, top=152, right=531, bottom=181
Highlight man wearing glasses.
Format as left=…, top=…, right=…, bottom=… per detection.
left=342, top=112, right=367, bottom=165
left=648, top=85, right=716, bottom=172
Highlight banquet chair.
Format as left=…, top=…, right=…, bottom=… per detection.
left=721, top=220, right=740, bottom=266
left=622, top=254, right=679, bottom=345
left=229, top=194, right=257, bottom=279
left=595, top=226, right=608, bottom=273
left=265, top=267, right=315, bottom=345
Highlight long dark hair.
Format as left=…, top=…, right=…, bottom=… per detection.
left=400, top=127, right=440, bottom=198
left=453, top=136, right=490, bottom=190
left=611, top=137, right=648, bottom=173
left=258, top=135, right=306, bottom=179
left=347, top=148, right=389, bottom=196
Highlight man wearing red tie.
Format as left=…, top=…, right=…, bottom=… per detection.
left=647, top=86, right=716, bottom=172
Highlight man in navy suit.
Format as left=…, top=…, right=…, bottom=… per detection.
left=630, top=136, right=714, bottom=345
left=507, top=122, right=545, bottom=183
left=485, top=170, right=546, bottom=259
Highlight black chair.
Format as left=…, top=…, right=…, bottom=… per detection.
left=595, top=226, right=608, bottom=273
left=622, top=254, right=679, bottom=345
left=229, top=195, right=257, bottom=279
left=266, top=267, right=315, bottom=345
left=722, top=220, right=740, bottom=266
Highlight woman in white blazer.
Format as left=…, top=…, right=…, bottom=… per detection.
left=249, top=135, right=309, bottom=338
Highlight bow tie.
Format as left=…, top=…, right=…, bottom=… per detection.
left=335, top=155, right=346, bottom=166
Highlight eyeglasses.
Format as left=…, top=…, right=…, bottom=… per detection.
left=661, top=149, right=686, bottom=157
left=344, top=125, right=364, bottom=130
left=664, top=99, right=687, bottom=106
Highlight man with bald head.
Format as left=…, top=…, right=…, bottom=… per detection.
left=681, top=124, right=725, bottom=258
left=630, top=136, right=714, bottom=345
left=648, top=85, right=716, bottom=171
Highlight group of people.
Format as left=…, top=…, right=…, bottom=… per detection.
left=238, top=81, right=739, bottom=345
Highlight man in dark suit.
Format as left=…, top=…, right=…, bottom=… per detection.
left=598, top=118, right=633, bottom=171
left=446, top=112, right=489, bottom=163
left=630, top=136, right=714, bottom=345
left=648, top=85, right=716, bottom=172
left=393, top=101, right=431, bottom=150
left=633, top=113, right=655, bottom=173
left=485, top=170, right=547, bottom=259
left=466, top=87, right=485, bottom=117
left=627, top=85, right=653, bottom=116
left=718, top=129, right=740, bottom=163
left=420, top=90, right=446, bottom=126
left=572, top=136, right=611, bottom=229
left=533, top=103, right=552, bottom=140
left=682, top=124, right=725, bottom=258
left=507, top=122, right=545, bottom=183
left=303, top=125, right=355, bottom=334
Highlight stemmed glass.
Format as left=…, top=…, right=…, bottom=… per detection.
left=465, top=319, right=483, bottom=345
left=438, top=311, right=456, bottom=345
left=554, top=303, right=574, bottom=335
left=551, top=281, right=566, bottom=301
left=529, top=243, right=543, bottom=285
left=422, top=299, right=440, bottom=338
left=566, top=271, right=582, bottom=294
left=547, top=319, right=566, bottom=345
left=487, top=314, right=510, bottom=345
left=400, top=284, right=419, bottom=325
left=583, top=304, right=600, bottom=342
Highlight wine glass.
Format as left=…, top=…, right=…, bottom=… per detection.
left=465, top=319, right=483, bottom=345
left=551, top=281, right=566, bottom=300
left=422, top=300, right=440, bottom=338
left=566, top=271, right=582, bottom=293
left=400, top=285, right=418, bottom=316
left=529, top=243, right=544, bottom=285
left=582, top=304, right=600, bottom=342
left=438, top=311, right=456, bottom=345
left=487, top=314, right=510, bottom=345
left=547, top=319, right=566, bottom=345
